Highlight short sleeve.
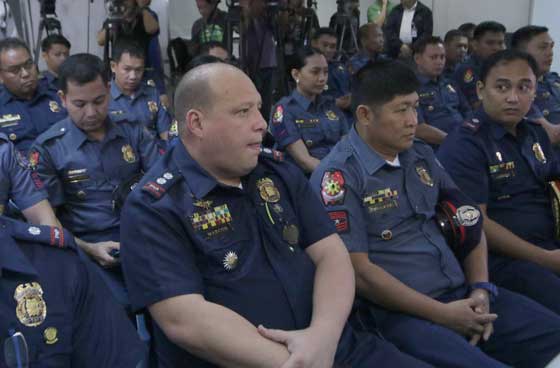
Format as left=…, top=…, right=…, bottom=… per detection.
left=269, top=103, right=302, bottom=150
left=155, top=96, right=172, bottom=135
left=29, top=143, right=66, bottom=207
left=136, top=126, right=162, bottom=172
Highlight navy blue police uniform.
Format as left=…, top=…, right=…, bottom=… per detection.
left=527, top=72, right=560, bottom=123
left=28, top=116, right=161, bottom=305
left=0, top=132, right=46, bottom=215
left=109, top=80, right=171, bottom=139
left=120, top=143, right=434, bottom=368
left=39, top=70, right=60, bottom=94
left=0, top=216, right=145, bottom=367
left=269, top=90, right=349, bottom=163
left=347, top=52, right=389, bottom=76
left=0, top=82, right=66, bottom=154
left=311, top=126, right=560, bottom=368
left=325, top=61, right=351, bottom=101
left=453, top=55, right=483, bottom=108
left=417, top=73, right=472, bottom=134
left=438, top=109, right=560, bottom=314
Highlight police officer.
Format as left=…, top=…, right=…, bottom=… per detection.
left=347, top=23, right=387, bottom=75
left=270, top=47, right=348, bottom=174
left=311, top=59, right=560, bottom=368
left=0, top=132, right=59, bottom=226
left=0, top=38, right=67, bottom=154
left=40, top=34, right=71, bottom=93
left=454, top=21, right=506, bottom=110
left=414, top=36, right=472, bottom=138
left=109, top=41, right=171, bottom=141
left=120, top=62, right=433, bottom=368
left=443, top=29, right=469, bottom=80
left=29, top=54, right=160, bottom=304
left=0, top=216, right=145, bottom=367
left=439, top=50, right=560, bottom=315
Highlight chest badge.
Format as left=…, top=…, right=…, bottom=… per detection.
left=44, top=327, right=58, bottom=344
left=49, top=100, right=61, bottom=113
left=533, top=143, right=547, bottom=164
left=257, top=177, right=280, bottom=203
left=222, top=251, right=239, bottom=271
left=447, top=84, right=456, bottom=93
left=325, top=110, right=339, bottom=121
left=14, top=282, right=47, bottom=327
left=464, top=68, right=474, bottom=83
left=121, top=144, right=137, bottom=163
left=147, top=100, right=159, bottom=113
left=282, top=224, right=300, bottom=247
left=416, top=166, right=434, bottom=187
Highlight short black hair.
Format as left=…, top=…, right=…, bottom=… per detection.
left=41, top=34, right=71, bottom=53
left=473, top=21, right=506, bottom=41
left=58, top=53, right=109, bottom=92
left=200, top=41, right=228, bottom=55
left=312, top=27, right=337, bottom=41
left=112, top=40, right=145, bottom=62
left=413, top=36, right=443, bottom=55
left=444, top=29, right=467, bottom=44
left=458, top=22, right=476, bottom=35
left=186, top=54, right=224, bottom=73
left=290, top=47, right=323, bottom=71
left=0, top=38, right=31, bottom=66
left=511, top=25, right=549, bottom=50
left=358, top=23, right=381, bottom=44
left=479, top=49, right=538, bottom=83
left=352, top=59, right=419, bottom=113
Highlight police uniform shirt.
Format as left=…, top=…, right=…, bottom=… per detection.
left=29, top=117, right=160, bottom=239
left=0, top=216, right=144, bottom=367
left=417, top=74, right=473, bottom=133
left=0, top=133, right=46, bottom=214
left=347, top=53, right=389, bottom=76
left=0, top=82, right=66, bottom=154
left=325, top=61, right=351, bottom=100
left=438, top=110, right=560, bottom=247
left=109, top=80, right=171, bottom=138
left=39, top=70, right=59, bottom=94
left=310, top=127, right=465, bottom=298
left=527, top=72, right=560, bottom=124
left=270, top=90, right=349, bottom=161
left=453, top=55, right=483, bottom=107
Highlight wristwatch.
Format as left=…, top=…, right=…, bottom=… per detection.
left=470, top=282, right=498, bottom=302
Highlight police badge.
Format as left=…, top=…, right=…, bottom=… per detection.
left=257, top=178, right=281, bottom=203
left=325, top=110, right=339, bottom=121
left=416, top=166, right=434, bottom=187
left=147, top=101, right=159, bottom=113
left=14, top=282, right=47, bottom=327
left=121, top=144, right=137, bottom=163
left=533, top=143, right=547, bottom=164
left=49, top=100, right=60, bottom=113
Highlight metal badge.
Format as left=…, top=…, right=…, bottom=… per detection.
left=14, top=282, right=47, bottom=327
left=163, top=172, right=173, bottom=180
left=447, top=84, right=456, bottom=93
left=496, top=151, right=503, bottom=162
left=147, top=101, right=159, bottom=113
left=533, top=142, right=547, bottom=164
left=257, top=178, right=280, bottom=203
left=156, top=177, right=167, bottom=185
left=49, top=101, right=60, bottom=113
left=381, top=229, right=392, bottom=240
left=282, top=224, right=299, bottom=246
left=76, top=190, right=87, bottom=200
left=44, top=327, right=58, bottom=345
left=28, top=226, right=41, bottom=236
left=416, top=166, right=434, bottom=187
left=121, top=144, right=137, bottom=163
left=8, top=133, right=16, bottom=141
left=325, top=110, right=339, bottom=121
left=455, top=205, right=480, bottom=226
left=146, top=79, right=156, bottom=87
left=222, top=251, right=238, bottom=271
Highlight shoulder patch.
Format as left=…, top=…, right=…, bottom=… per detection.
left=320, top=170, right=346, bottom=206
left=141, top=171, right=182, bottom=200
left=328, top=210, right=349, bottom=233
left=462, top=118, right=481, bottom=133
left=272, top=105, right=284, bottom=124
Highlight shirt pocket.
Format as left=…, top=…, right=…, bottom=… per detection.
left=200, top=234, right=251, bottom=282
left=26, top=314, right=72, bottom=367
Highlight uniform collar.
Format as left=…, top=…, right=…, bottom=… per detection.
left=348, top=127, right=387, bottom=175
left=65, top=116, right=125, bottom=151
left=291, top=89, right=325, bottom=111
left=171, top=142, right=223, bottom=199
left=416, top=72, right=439, bottom=85
left=475, top=108, right=528, bottom=140
left=110, top=80, right=146, bottom=100
left=0, top=81, right=49, bottom=105
left=0, top=217, right=38, bottom=277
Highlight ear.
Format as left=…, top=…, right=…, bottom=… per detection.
left=291, top=68, right=299, bottom=83
left=356, top=104, right=373, bottom=126
left=110, top=61, right=117, bottom=74
left=413, top=52, right=421, bottom=65
left=476, top=80, right=484, bottom=101
left=186, top=109, right=205, bottom=138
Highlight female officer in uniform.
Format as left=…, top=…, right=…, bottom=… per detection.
left=270, top=47, right=349, bottom=174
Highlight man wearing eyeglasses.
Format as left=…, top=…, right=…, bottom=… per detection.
left=0, top=38, right=67, bottom=154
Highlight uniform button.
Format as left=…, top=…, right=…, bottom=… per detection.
left=223, top=251, right=238, bottom=271
left=544, top=109, right=550, bottom=117
left=60, top=128, right=65, bottom=132
left=428, top=105, right=434, bottom=111
left=305, top=140, right=313, bottom=147
left=8, top=133, right=16, bottom=141
left=163, top=172, right=173, bottom=180
left=76, top=190, right=86, bottom=199
left=381, top=229, right=392, bottom=240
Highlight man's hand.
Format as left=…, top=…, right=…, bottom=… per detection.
left=468, top=289, right=494, bottom=345
left=87, top=241, right=121, bottom=268
left=335, top=95, right=351, bottom=110
left=537, top=118, right=560, bottom=145
left=436, top=298, right=497, bottom=340
left=258, top=325, right=337, bottom=368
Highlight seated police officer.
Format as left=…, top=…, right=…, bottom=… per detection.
left=29, top=53, right=160, bottom=304
left=347, top=23, right=387, bottom=75
left=270, top=47, right=348, bottom=174
left=0, top=216, right=145, bottom=367
left=0, top=38, right=67, bottom=154
left=0, top=132, right=59, bottom=226
left=438, top=50, right=560, bottom=315
left=443, top=29, right=469, bottom=79
left=454, top=21, right=506, bottom=110
left=311, top=59, right=560, bottom=368
left=120, top=62, right=433, bottom=368
left=109, top=41, right=171, bottom=142
left=40, top=34, right=71, bottom=94
left=414, top=36, right=472, bottom=144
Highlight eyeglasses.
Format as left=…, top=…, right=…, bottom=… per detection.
left=3, top=330, right=29, bottom=368
left=0, top=59, right=35, bottom=75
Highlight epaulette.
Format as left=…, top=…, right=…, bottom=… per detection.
left=259, top=147, right=284, bottom=162
left=461, top=118, right=482, bottom=133
left=141, top=170, right=182, bottom=200
left=35, top=121, right=68, bottom=144
left=3, top=217, right=76, bottom=250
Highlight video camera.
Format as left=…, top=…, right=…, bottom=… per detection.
left=336, top=0, right=359, bottom=16
left=105, top=0, right=128, bottom=20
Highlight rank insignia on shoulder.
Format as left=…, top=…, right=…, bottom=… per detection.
left=325, top=110, right=339, bottom=121
left=142, top=181, right=166, bottom=199
left=328, top=210, right=349, bottom=233
left=49, top=100, right=61, bottom=113
left=272, top=105, right=284, bottom=124
left=320, top=170, right=346, bottom=206
left=464, top=68, right=474, bottom=83
left=14, top=282, right=47, bottom=327
left=260, top=148, right=284, bottom=162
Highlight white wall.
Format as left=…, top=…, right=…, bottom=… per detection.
left=531, top=0, right=560, bottom=73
